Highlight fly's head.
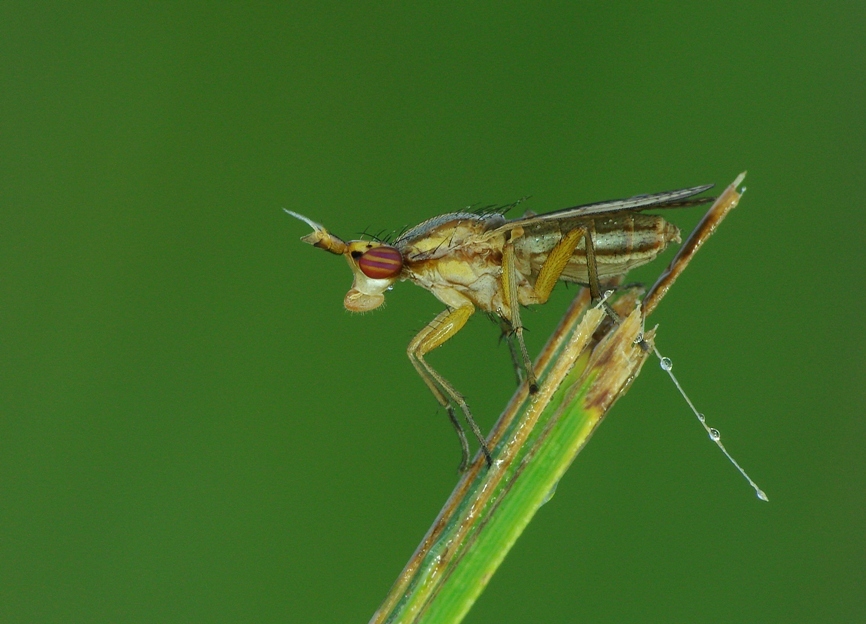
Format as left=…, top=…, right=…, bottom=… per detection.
left=343, top=240, right=403, bottom=311
left=286, top=210, right=403, bottom=313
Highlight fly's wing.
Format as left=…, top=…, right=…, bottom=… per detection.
left=502, top=184, right=714, bottom=229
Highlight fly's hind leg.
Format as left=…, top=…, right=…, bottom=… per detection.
left=532, top=220, right=617, bottom=319
left=583, top=222, right=622, bottom=323
left=407, top=306, right=493, bottom=471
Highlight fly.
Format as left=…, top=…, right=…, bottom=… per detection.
left=287, top=183, right=718, bottom=472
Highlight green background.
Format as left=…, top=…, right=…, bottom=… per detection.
left=2, top=3, right=863, bottom=622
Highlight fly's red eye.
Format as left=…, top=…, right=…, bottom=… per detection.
left=358, top=246, right=403, bottom=279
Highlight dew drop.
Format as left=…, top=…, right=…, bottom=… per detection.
left=540, top=480, right=560, bottom=506
left=652, top=339, right=767, bottom=501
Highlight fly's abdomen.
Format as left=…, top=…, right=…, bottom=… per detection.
left=523, top=213, right=681, bottom=284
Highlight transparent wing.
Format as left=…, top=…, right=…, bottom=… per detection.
left=505, top=184, right=714, bottom=228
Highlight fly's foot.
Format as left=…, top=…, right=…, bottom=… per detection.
left=480, top=443, right=493, bottom=469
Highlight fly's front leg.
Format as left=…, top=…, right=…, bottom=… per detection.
left=407, top=306, right=493, bottom=471
left=502, top=228, right=540, bottom=394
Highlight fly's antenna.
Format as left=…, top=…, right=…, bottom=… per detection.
left=635, top=331, right=768, bottom=502
left=284, top=209, right=325, bottom=232
left=284, top=209, right=347, bottom=255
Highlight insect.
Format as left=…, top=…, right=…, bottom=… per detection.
left=287, top=184, right=716, bottom=471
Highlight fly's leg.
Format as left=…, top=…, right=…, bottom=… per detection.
left=497, top=317, right=524, bottom=387
left=584, top=222, right=622, bottom=323
left=445, top=404, right=471, bottom=473
left=584, top=222, right=602, bottom=301
left=531, top=227, right=585, bottom=304
left=528, top=221, right=620, bottom=322
left=502, top=229, right=539, bottom=394
left=502, top=225, right=589, bottom=393
left=407, top=306, right=494, bottom=470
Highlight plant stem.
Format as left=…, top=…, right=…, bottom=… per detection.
left=370, top=175, right=746, bottom=624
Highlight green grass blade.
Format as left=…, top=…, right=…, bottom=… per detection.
left=372, top=296, right=651, bottom=624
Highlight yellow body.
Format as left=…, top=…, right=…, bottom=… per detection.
left=398, top=211, right=680, bottom=321
left=286, top=182, right=712, bottom=470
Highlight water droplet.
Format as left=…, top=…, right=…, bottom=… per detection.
left=633, top=332, right=644, bottom=345
left=709, top=428, right=721, bottom=441
left=660, top=357, right=672, bottom=371
left=756, top=489, right=769, bottom=502
left=540, top=480, right=559, bottom=506
left=698, top=413, right=706, bottom=422
left=386, top=286, right=394, bottom=291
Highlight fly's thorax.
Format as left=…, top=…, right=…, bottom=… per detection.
left=398, top=213, right=509, bottom=310
left=404, top=242, right=510, bottom=313
left=343, top=240, right=404, bottom=312
left=397, top=212, right=505, bottom=259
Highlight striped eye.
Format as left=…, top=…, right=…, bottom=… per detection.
left=358, top=245, right=403, bottom=279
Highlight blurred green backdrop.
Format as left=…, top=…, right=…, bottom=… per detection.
left=2, top=2, right=863, bottom=622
